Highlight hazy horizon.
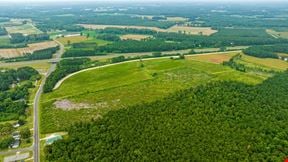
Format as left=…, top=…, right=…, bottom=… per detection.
left=1, top=0, right=287, bottom=3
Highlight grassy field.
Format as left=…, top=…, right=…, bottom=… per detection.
left=5, top=23, right=42, bottom=35
left=81, top=24, right=218, bottom=36
left=40, top=57, right=267, bottom=133
left=266, top=29, right=288, bottom=39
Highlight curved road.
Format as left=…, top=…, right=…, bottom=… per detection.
left=33, top=40, right=64, bottom=162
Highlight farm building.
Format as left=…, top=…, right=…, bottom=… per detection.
left=46, top=134, right=63, bottom=145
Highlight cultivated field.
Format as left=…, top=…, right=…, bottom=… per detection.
left=120, top=34, right=151, bottom=40
left=5, top=23, right=42, bottom=35
left=0, top=41, right=58, bottom=58
left=41, top=57, right=266, bottom=133
left=80, top=24, right=217, bottom=36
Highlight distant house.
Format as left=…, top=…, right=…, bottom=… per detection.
left=46, top=134, right=63, bottom=145
left=10, top=139, right=20, bottom=149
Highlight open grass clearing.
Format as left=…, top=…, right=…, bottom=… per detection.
left=80, top=24, right=218, bottom=36
left=41, top=57, right=266, bottom=133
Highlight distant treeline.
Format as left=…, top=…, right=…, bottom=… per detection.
left=243, top=44, right=288, bottom=58
left=10, top=33, right=50, bottom=44
left=63, top=28, right=288, bottom=58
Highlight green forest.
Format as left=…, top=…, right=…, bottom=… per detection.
left=45, top=71, right=288, bottom=161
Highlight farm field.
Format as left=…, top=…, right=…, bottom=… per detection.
left=120, top=34, right=151, bottom=40
left=5, top=23, right=42, bottom=35
left=80, top=24, right=218, bottom=36
left=0, top=41, right=58, bottom=58
left=238, top=54, right=288, bottom=71
left=187, top=52, right=238, bottom=64
left=266, top=29, right=288, bottom=39
left=40, top=56, right=267, bottom=133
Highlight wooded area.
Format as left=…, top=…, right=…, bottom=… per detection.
left=45, top=72, right=288, bottom=161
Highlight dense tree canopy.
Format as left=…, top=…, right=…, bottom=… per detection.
left=0, top=67, right=39, bottom=122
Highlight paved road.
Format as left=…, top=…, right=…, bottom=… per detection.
left=33, top=40, right=64, bottom=162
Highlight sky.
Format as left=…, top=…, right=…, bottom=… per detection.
left=2, top=0, right=287, bottom=2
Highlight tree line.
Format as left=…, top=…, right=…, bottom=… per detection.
left=243, top=44, right=288, bottom=58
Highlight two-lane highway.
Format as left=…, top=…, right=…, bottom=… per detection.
left=33, top=40, right=64, bottom=162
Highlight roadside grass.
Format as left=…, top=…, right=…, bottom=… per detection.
left=40, top=58, right=267, bottom=133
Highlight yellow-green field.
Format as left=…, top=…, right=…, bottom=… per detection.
left=120, top=34, right=151, bottom=40
left=238, top=54, right=288, bottom=71
left=41, top=57, right=266, bottom=133
left=187, top=52, right=238, bottom=64
left=56, top=36, right=89, bottom=46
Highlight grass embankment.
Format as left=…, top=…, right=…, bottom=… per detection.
left=40, top=57, right=266, bottom=133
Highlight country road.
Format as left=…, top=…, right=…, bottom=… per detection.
left=33, top=40, right=64, bottom=162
